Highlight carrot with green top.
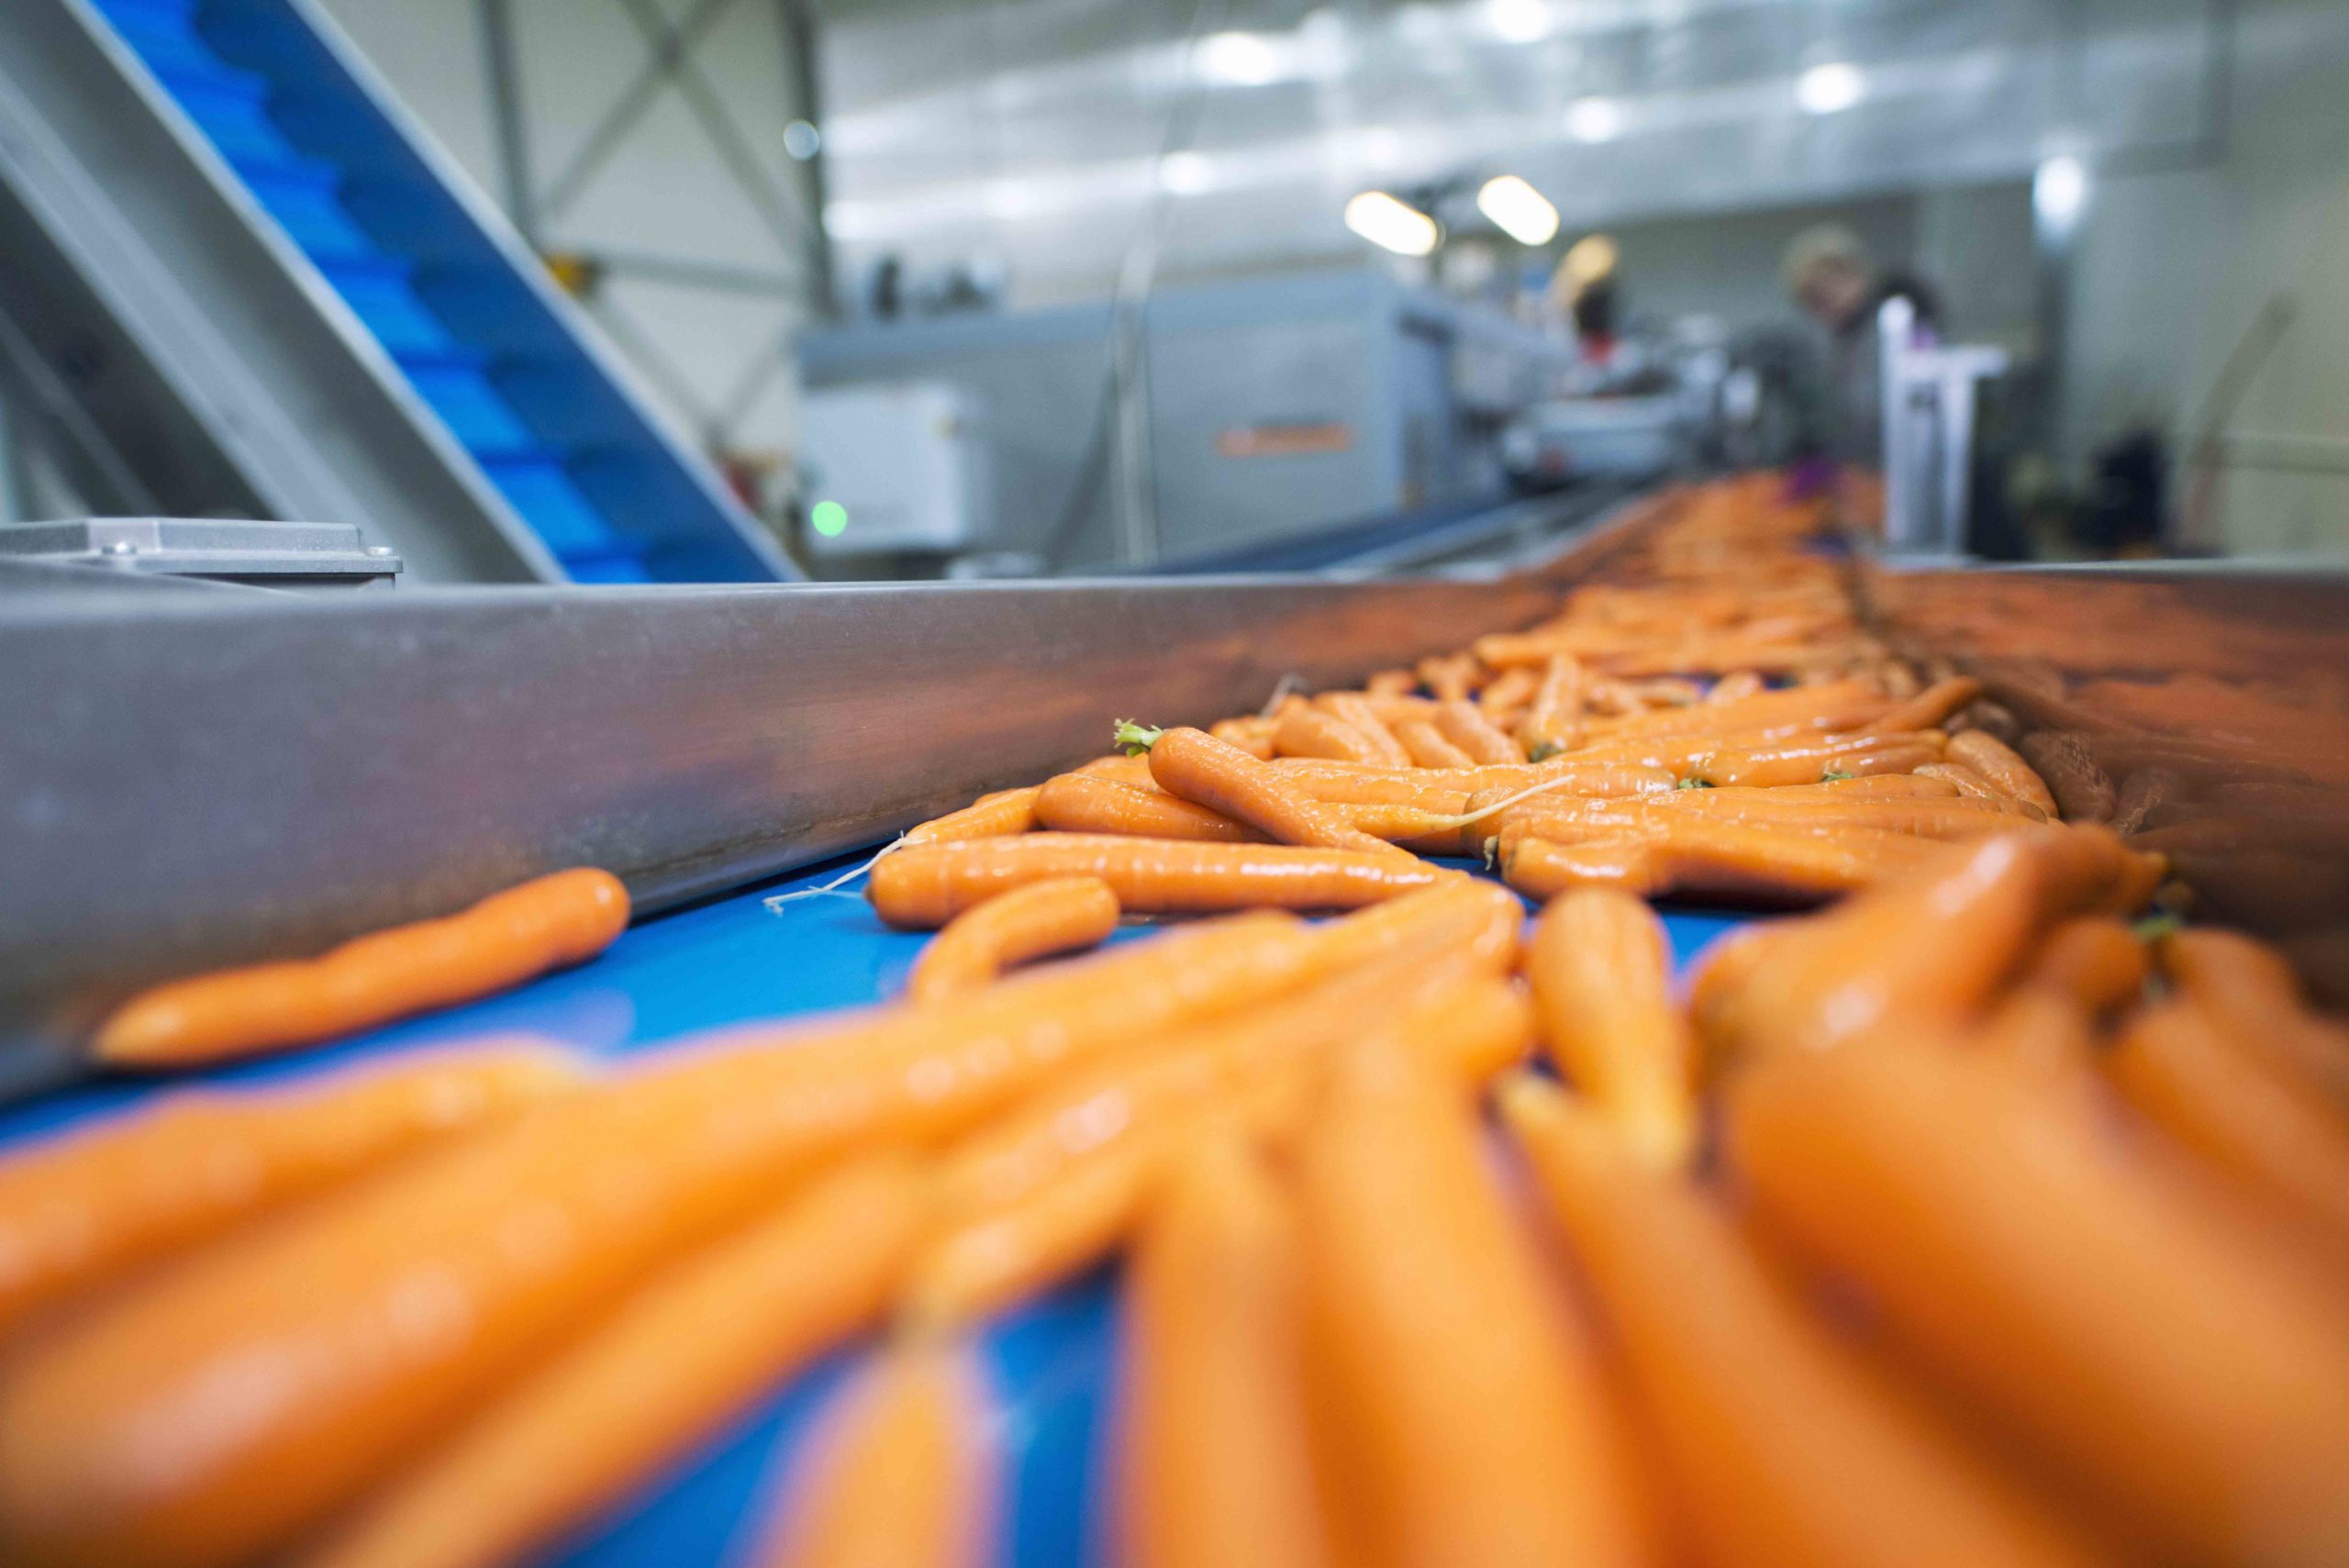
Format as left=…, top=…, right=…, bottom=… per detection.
left=0, top=1042, right=584, bottom=1340
left=1121, top=723, right=1414, bottom=861
left=0, top=911, right=1323, bottom=1568
left=753, top=1339, right=996, bottom=1568
left=94, top=868, right=629, bottom=1068
left=1503, top=1078, right=2114, bottom=1568
left=300, top=1155, right=935, bottom=1568
left=1034, top=773, right=1264, bottom=844
left=1525, top=890, right=1696, bottom=1169
left=1118, top=1134, right=1331, bottom=1568
left=906, top=876, right=1121, bottom=1002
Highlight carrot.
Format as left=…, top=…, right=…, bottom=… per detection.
left=1208, top=717, right=1278, bottom=759
left=2107, top=999, right=2349, bottom=1254
left=1278, top=757, right=1675, bottom=805
left=300, top=1155, right=935, bottom=1568
left=1503, top=1078, right=2112, bottom=1568
left=1914, top=761, right=2043, bottom=817
left=1858, top=675, right=1982, bottom=736
left=906, top=876, right=1121, bottom=1003
left=2161, top=928, right=2349, bottom=1104
left=1641, top=790, right=2021, bottom=841
left=1297, top=1029, right=1651, bottom=1568
left=1581, top=677, right=1889, bottom=744
left=1516, top=655, right=1585, bottom=761
left=1117, top=1135, right=1330, bottom=1568
left=1504, top=818, right=1946, bottom=905
left=1033, top=773, right=1263, bottom=844
left=1313, top=693, right=1413, bottom=768
left=752, top=1340, right=996, bottom=1568
left=1692, top=732, right=1946, bottom=788
left=0, top=1042, right=584, bottom=1340
left=1975, top=988, right=2099, bottom=1084
left=1475, top=664, right=1539, bottom=718
left=1432, top=699, right=1522, bottom=765
left=1274, top=705, right=1389, bottom=764
left=1728, top=1037, right=2349, bottom=1566
left=904, top=787, right=1040, bottom=845
left=1129, top=725, right=1414, bottom=860
left=1391, top=717, right=1475, bottom=770
left=0, top=911, right=1322, bottom=1568
left=1707, top=670, right=1765, bottom=705
left=1075, top=753, right=1156, bottom=786
left=1947, top=729, right=2060, bottom=817
left=2018, top=917, right=2148, bottom=1014
left=871, top=836, right=1451, bottom=928
left=93, top=869, right=629, bottom=1068
left=1695, top=828, right=2136, bottom=1063
left=1417, top=653, right=1478, bottom=704
left=1364, top=667, right=1417, bottom=698
left=1524, top=890, right=1695, bottom=1169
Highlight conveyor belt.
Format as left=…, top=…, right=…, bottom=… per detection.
left=0, top=849, right=1754, bottom=1567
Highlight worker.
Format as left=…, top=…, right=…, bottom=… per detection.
left=1780, top=225, right=1941, bottom=465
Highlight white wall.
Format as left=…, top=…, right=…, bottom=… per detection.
left=2058, top=0, right=2349, bottom=555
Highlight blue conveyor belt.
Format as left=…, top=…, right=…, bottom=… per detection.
left=0, top=855, right=1754, bottom=1566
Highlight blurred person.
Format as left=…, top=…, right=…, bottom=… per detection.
left=1780, top=225, right=1941, bottom=466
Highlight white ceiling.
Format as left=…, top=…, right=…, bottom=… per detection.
left=813, top=0, right=2226, bottom=305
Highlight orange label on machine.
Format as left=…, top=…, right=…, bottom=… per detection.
left=1216, top=422, right=1355, bottom=458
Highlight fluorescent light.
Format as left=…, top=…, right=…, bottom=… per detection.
left=1344, top=190, right=1439, bottom=256
left=1158, top=151, right=1213, bottom=195
left=1197, top=31, right=1280, bottom=86
left=1564, top=96, right=1621, bottom=143
left=1486, top=0, right=1548, bottom=44
left=1796, top=61, right=1864, bottom=115
left=1476, top=174, right=1559, bottom=246
left=2033, top=153, right=2088, bottom=228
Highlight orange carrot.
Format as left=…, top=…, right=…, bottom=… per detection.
left=1707, top=670, right=1765, bottom=705
left=1504, top=819, right=1946, bottom=905
left=2161, top=928, right=2349, bottom=1104
left=904, top=787, right=1040, bottom=845
left=1475, top=664, right=1539, bottom=719
left=1392, top=717, right=1475, bottom=770
left=1914, top=761, right=2044, bottom=817
left=1947, top=729, right=2059, bottom=817
left=1417, top=653, right=1478, bottom=704
left=1118, top=1135, right=1330, bottom=1568
left=1640, top=790, right=2021, bottom=841
left=1504, top=1078, right=2112, bottom=1568
left=1364, top=668, right=1418, bottom=698
left=2019, top=917, right=2148, bottom=1014
left=753, top=1340, right=996, bottom=1568
left=0, top=911, right=1322, bottom=1568
left=906, top=877, right=1121, bottom=1003
left=1975, top=988, right=2099, bottom=1084
left=1729, top=1037, right=2349, bottom=1566
left=1516, top=655, right=1585, bottom=761
left=1208, top=717, right=1278, bottom=759
left=93, top=869, right=629, bottom=1068
left=1131, top=726, right=1413, bottom=860
left=1524, top=890, right=1695, bottom=1169
left=1274, top=705, right=1389, bottom=764
left=1033, top=773, right=1263, bottom=844
left=1297, top=1031, right=1651, bottom=1568
left=301, top=1156, right=935, bottom=1568
left=1276, top=757, right=1675, bottom=805
left=1692, top=732, right=1946, bottom=788
left=2107, top=999, right=2349, bottom=1254
left=1858, top=675, right=1983, bottom=736
left=1075, top=754, right=1156, bottom=786
left=0, top=1042, right=584, bottom=1340
left=870, top=836, right=1450, bottom=928
left=1432, top=699, right=1522, bottom=766
left=1580, top=678, right=1889, bottom=744
left=1313, top=693, right=1413, bottom=768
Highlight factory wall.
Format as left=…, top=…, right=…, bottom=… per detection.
left=2054, top=0, right=2349, bottom=556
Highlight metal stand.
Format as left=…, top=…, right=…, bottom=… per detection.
left=1878, top=296, right=2009, bottom=557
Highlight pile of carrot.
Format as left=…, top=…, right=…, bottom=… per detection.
left=6, top=473, right=2345, bottom=1568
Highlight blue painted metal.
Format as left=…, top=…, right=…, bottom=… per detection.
left=0, top=854, right=1757, bottom=1565
left=80, top=0, right=792, bottom=584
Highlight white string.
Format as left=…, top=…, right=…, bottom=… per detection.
left=1257, top=672, right=1305, bottom=720
left=763, top=836, right=906, bottom=912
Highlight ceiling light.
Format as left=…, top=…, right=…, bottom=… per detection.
left=1486, top=0, right=1548, bottom=44
left=1564, top=96, right=1620, bottom=143
left=1158, top=151, right=1213, bottom=195
left=1344, top=190, right=1440, bottom=256
left=1476, top=174, right=1559, bottom=245
left=1197, top=31, right=1280, bottom=86
left=1796, top=61, right=1864, bottom=115
left=2033, top=153, right=2089, bottom=228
